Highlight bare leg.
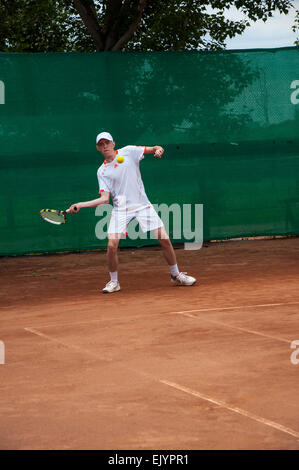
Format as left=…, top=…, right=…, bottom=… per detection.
left=151, top=226, right=177, bottom=266
left=107, top=235, right=121, bottom=272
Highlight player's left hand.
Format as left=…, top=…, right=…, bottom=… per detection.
left=154, top=146, right=164, bottom=158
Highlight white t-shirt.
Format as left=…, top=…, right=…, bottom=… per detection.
left=97, top=145, right=151, bottom=211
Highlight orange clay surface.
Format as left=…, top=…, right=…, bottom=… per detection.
left=0, top=238, right=299, bottom=450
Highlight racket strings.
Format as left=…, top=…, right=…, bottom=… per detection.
left=40, top=209, right=66, bottom=225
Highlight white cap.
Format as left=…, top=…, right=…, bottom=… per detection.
left=96, top=132, right=113, bottom=144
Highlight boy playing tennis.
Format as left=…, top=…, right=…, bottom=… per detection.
left=68, top=132, right=196, bottom=293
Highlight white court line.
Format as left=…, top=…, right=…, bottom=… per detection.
left=24, top=327, right=107, bottom=360
left=170, top=301, right=299, bottom=315
left=25, top=318, right=111, bottom=331
left=173, top=312, right=292, bottom=344
left=21, top=301, right=299, bottom=332
left=160, top=380, right=299, bottom=440
left=23, top=314, right=161, bottom=331
left=19, top=302, right=299, bottom=333
left=0, top=318, right=107, bottom=332
left=25, top=327, right=299, bottom=441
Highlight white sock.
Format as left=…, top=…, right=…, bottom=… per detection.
left=109, top=271, right=118, bottom=282
left=169, top=264, right=179, bottom=277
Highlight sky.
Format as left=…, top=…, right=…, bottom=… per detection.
left=214, top=0, right=299, bottom=50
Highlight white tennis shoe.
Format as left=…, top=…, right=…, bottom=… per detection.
left=102, top=280, right=121, bottom=293
left=171, top=272, right=196, bottom=286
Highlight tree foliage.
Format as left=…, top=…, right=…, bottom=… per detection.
left=0, top=0, right=295, bottom=52
left=292, top=8, right=299, bottom=46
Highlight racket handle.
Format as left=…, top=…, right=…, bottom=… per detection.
left=65, top=206, right=77, bottom=213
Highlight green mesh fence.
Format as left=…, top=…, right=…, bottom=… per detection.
left=1, top=48, right=299, bottom=256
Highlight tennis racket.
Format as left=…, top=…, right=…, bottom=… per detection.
left=39, top=207, right=77, bottom=225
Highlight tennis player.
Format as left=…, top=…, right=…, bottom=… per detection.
left=68, top=132, right=196, bottom=293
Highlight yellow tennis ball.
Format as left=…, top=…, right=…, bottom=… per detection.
left=116, top=155, right=124, bottom=163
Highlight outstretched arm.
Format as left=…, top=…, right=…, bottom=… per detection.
left=144, top=145, right=164, bottom=158
left=68, top=191, right=110, bottom=213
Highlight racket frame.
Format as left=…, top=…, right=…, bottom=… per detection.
left=39, top=208, right=68, bottom=225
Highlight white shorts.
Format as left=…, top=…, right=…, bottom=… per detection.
left=108, top=205, right=164, bottom=236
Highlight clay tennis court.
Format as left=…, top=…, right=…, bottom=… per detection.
left=1, top=237, right=299, bottom=450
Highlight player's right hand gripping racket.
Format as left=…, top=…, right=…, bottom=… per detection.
left=39, top=207, right=77, bottom=225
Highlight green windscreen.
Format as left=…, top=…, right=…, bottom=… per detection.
left=0, top=48, right=299, bottom=256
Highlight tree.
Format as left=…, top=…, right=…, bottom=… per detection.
left=0, top=0, right=71, bottom=52
left=292, top=9, right=299, bottom=46
left=0, top=0, right=295, bottom=52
